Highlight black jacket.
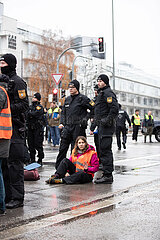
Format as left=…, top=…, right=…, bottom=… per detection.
left=116, top=109, right=131, bottom=128
left=91, top=85, right=119, bottom=130
left=60, top=93, right=94, bottom=127
left=27, top=101, right=44, bottom=129
left=7, top=71, right=29, bottom=129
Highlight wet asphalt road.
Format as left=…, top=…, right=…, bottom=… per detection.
left=0, top=134, right=160, bottom=240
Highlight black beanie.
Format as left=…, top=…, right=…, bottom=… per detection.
left=34, top=92, right=41, bottom=101
left=68, top=79, right=80, bottom=92
left=0, top=74, right=10, bottom=83
left=0, top=53, right=17, bottom=70
left=97, top=74, right=109, bottom=85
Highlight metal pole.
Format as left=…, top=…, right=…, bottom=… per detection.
left=57, top=43, right=97, bottom=74
left=112, top=0, right=115, bottom=90
left=72, top=55, right=92, bottom=80
left=21, top=50, right=23, bottom=78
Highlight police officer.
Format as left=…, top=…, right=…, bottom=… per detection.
left=55, top=79, right=94, bottom=169
left=0, top=53, right=29, bottom=209
left=27, top=93, right=44, bottom=165
left=116, top=104, right=131, bottom=150
left=90, top=74, right=119, bottom=184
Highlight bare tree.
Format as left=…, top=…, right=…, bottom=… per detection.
left=24, top=30, right=75, bottom=106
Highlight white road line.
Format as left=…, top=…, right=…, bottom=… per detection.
left=2, top=182, right=160, bottom=240
left=115, top=154, right=160, bottom=164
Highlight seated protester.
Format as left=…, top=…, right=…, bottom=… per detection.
left=46, top=136, right=99, bottom=184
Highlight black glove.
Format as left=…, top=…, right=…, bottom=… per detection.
left=0, top=74, right=10, bottom=83
left=101, top=116, right=113, bottom=127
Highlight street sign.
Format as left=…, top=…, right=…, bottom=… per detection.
left=48, top=94, right=53, bottom=102
left=51, top=74, right=63, bottom=85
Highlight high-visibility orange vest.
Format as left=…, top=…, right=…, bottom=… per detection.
left=71, top=148, right=97, bottom=177
left=0, top=86, right=12, bottom=139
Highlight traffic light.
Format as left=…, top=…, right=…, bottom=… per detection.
left=61, top=89, right=65, bottom=98
left=98, top=37, right=104, bottom=53
left=52, top=88, right=58, bottom=101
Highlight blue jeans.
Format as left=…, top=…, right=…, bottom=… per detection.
left=50, top=126, right=60, bottom=145
left=0, top=158, right=5, bottom=211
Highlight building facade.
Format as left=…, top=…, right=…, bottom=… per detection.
left=1, top=2, right=160, bottom=119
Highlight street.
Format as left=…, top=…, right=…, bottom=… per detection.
left=0, top=134, right=160, bottom=240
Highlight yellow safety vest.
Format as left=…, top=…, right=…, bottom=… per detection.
left=133, top=114, right=140, bottom=125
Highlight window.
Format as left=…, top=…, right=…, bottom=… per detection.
left=120, top=93, right=126, bottom=102
left=143, top=98, right=147, bottom=105
left=8, top=34, right=16, bottom=50
left=136, top=96, right=141, bottom=104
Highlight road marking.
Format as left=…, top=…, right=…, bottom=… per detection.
left=1, top=181, right=160, bottom=240
left=115, top=154, right=160, bottom=164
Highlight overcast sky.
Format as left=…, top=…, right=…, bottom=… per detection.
left=1, top=0, right=160, bottom=77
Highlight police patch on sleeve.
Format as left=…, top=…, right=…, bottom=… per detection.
left=36, top=106, right=41, bottom=110
left=107, top=97, right=112, bottom=103
left=18, top=90, right=26, bottom=99
left=89, top=100, right=95, bottom=106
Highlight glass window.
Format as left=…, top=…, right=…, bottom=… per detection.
left=143, top=98, right=147, bottom=105
left=8, top=35, right=16, bottom=50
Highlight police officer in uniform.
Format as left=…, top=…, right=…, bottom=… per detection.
left=90, top=74, right=119, bottom=184
left=55, top=79, right=94, bottom=169
left=0, top=53, right=29, bottom=209
left=27, top=93, right=44, bottom=165
left=116, top=104, right=131, bottom=150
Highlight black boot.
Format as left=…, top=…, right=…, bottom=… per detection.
left=94, top=175, right=113, bottom=184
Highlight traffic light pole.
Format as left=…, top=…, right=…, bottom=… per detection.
left=112, top=0, right=115, bottom=91
left=56, top=43, right=98, bottom=74
left=72, top=55, right=92, bottom=80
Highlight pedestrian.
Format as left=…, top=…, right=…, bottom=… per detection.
left=90, top=74, right=119, bottom=184
left=47, top=101, right=61, bottom=147
left=55, top=79, right=94, bottom=169
left=116, top=104, right=131, bottom=150
left=131, top=109, right=141, bottom=142
left=142, top=111, right=154, bottom=143
left=0, top=74, right=12, bottom=215
left=27, top=92, right=44, bottom=165
left=46, top=136, right=99, bottom=184
left=0, top=53, right=29, bottom=209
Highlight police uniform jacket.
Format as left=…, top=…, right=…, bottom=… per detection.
left=91, top=85, right=119, bottom=131
left=116, top=109, right=131, bottom=128
left=60, top=93, right=94, bottom=127
left=7, top=71, right=29, bottom=131
left=27, top=101, right=44, bottom=129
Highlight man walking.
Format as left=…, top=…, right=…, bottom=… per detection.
left=116, top=104, right=131, bottom=150
left=131, top=109, right=141, bottom=142
left=143, top=111, right=154, bottom=143
left=90, top=74, right=119, bottom=184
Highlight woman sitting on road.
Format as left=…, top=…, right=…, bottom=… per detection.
left=46, top=136, right=99, bottom=184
